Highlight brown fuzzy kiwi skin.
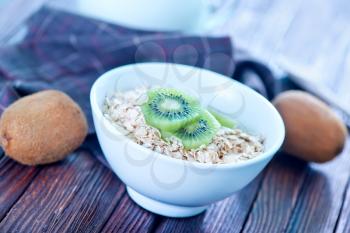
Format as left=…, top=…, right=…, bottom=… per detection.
left=0, top=90, right=88, bottom=165
left=273, top=91, right=348, bottom=163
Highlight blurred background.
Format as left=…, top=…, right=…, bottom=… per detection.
left=1, top=0, right=349, bottom=121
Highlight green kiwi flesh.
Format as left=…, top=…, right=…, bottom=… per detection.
left=141, top=88, right=201, bottom=131
left=172, top=110, right=220, bottom=149
left=208, top=108, right=236, bottom=129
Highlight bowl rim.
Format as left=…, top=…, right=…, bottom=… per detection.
left=90, top=62, right=285, bottom=170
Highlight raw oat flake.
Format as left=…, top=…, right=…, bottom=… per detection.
left=103, top=87, right=264, bottom=164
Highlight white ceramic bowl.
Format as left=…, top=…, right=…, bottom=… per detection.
left=90, top=63, right=285, bottom=218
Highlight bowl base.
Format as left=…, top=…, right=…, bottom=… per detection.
left=126, top=187, right=207, bottom=218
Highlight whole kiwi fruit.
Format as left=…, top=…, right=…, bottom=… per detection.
left=0, top=90, right=88, bottom=165
left=273, top=90, right=348, bottom=163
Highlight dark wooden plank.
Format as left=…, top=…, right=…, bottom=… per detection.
left=242, top=155, right=308, bottom=233
left=155, top=212, right=204, bottom=233
left=0, top=150, right=124, bottom=233
left=201, top=174, right=264, bottom=233
left=285, top=139, right=350, bottom=233
left=43, top=153, right=125, bottom=233
left=0, top=156, right=39, bottom=221
left=156, top=173, right=265, bottom=233
left=335, top=177, right=350, bottom=233
left=101, top=192, right=159, bottom=233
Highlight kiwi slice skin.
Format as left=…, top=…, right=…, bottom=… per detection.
left=208, top=109, right=235, bottom=129
left=172, top=110, right=220, bottom=149
left=141, top=88, right=201, bottom=132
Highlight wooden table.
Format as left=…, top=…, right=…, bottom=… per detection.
left=1, top=0, right=350, bottom=232
left=1, top=137, right=350, bottom=232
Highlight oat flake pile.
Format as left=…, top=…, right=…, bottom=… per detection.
left=103, top=87, right=264, bottom=164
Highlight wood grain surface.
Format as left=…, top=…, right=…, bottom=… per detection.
left=335, top=178, right=350, bottom=233
left=0, top=156, right=39, bottom=221
left=285, top=141, right=350, bottom=233
left=1, top=140, right=350, bottom=233
left=155, top=175, right=265, bottom=233
left=101, top=193, right=159, bottom=233
left=0, top=151, right=123, bottom=232
left=242, top=155, right=308, bottom=233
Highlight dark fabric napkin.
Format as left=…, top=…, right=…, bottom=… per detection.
left=0, top=7, right=277, bottom=166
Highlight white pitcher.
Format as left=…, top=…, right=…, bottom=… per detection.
left=77, top=0, right=233, bottom=32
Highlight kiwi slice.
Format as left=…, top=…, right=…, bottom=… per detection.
left=172, top=110, right=220, bottom=149
left=159, top=129, right=174, bottom=142
left=208, top=108, right=235, bottom=129
left=141, top=88, right=201, bottom=131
